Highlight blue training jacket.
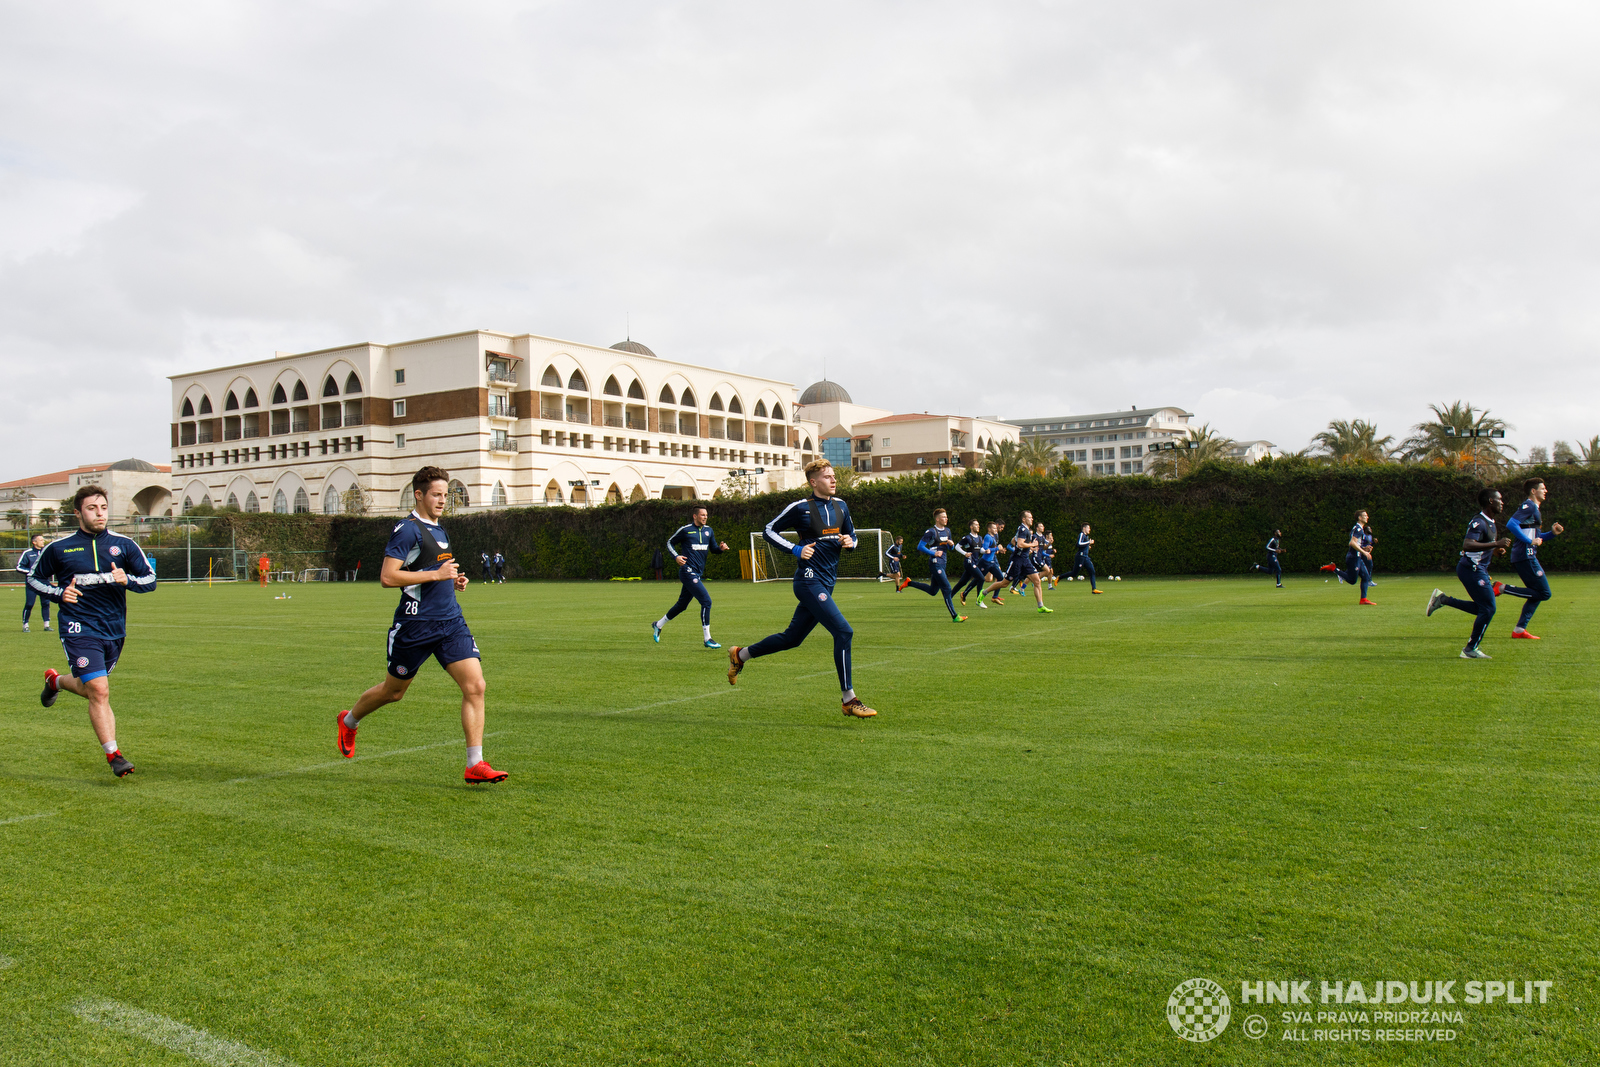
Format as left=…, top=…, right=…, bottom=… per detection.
left=763, top=495, right=856, bottom=587
left=27, top=529, right=156, bottom=640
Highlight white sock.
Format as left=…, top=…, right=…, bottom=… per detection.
left=102, top=740, right=117, bottom=755
left=738, top=646, right=752, bottom=662
left=702, top=625, right=712, bottom=640
left=655, top=615, right=669, bottom=629
left=467, top=745, right=483, bottom=766
left=842, top=688, right=856, bottom=703
left=343, top=711, right=359, bottom=729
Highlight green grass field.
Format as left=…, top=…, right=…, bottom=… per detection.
left=1, top=572, right=1596, bottom=1065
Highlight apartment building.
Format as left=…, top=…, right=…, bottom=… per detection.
left=848, top=413, right=1020, bottom=475
left=1007, top=406, right=1195, bottom=476
left=168, top=330, right=823, bottom=514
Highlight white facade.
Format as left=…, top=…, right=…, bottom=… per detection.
left=847, top=413, right=1021, bottom=476
left=1225, top=440, right=1281, bottom=464
left=0, top=460, right=172, bottom=522
left=167, top=331, right=823, bottom=514
left=1007, top=407, right=1195, bottom=476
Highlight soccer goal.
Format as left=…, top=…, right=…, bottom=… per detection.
left=748, top=528, right=891, bottom=582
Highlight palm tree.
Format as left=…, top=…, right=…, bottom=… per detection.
left=1309, top=419, right=1396, bottom=464
left=1579, top=435, right=1600, bottom=466
left=1400, top=402, right=1516, bottom=473
left=1147, top=424, right=1237, bottom=478
left=984, top=438, right=1023, bottom=477
left=1015, top=437, right=1058, bottom=475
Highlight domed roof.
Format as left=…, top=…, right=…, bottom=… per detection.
left=109, top=458, right=161, bottom=472
left=610, top=340, right=657, bottom=358
left=799, top=379, right=852, bottom=405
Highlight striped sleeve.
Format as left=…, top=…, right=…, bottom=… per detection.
left=762, top=500, right=805, bottom=556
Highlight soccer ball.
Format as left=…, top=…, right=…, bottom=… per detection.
left=1115, top=576, right=1121, bottom=581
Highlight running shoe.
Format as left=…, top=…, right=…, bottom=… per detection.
left=990, top=595, right=1004, bottom=606
left=41, top=669, right=59, bottom=709
left=337, top=710, right=357, bottom=758
left=841, top=698, right=877, bottom=718
left=1037, top=605, right=1054, bottom=613
left=895, top=577, right=910, bottom=592
left=977, top=600, right=988, bottom=609
left=1091, top=589, right=1103, bottom=595
left=107, top=751, right=135, bottom=777
left=1426, top=589, right=1445, bottom=617
left=43, top=621, right=50, bottom=631
left=727, top=646, right=744, bottom=685
left=463, top=760, right=508, bottom=783
left=652, top=622, right=662, bottom=643
left=959, top=592, right=968, bottom=605
left=952, top=615, right=969, bottom=623
left=1492, top=581, right=1505, bottom=597
left=1460, top=647, right=1491, bottom=660
left=1359, top=598, right=1376, bottom=606
left=1511, top=630, right=1541, bottom=640
left=703, top=638, right=722, bottom=649
left=1320, top=563, right=1337, bottom=573
left=21, top=623, right=28, bottom=633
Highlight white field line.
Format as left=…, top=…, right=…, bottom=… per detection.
left=0, top=812, right=56, bottom=826
left=223, top=731, right=505, bottom=785
left=70, top=996, right=298, bottom=1066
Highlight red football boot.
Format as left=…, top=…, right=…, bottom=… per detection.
left=1511, top=630, right=1541, bottom=640
left=1359, top=598, right=1377, bottom=606
left=337, top=710, right=357, bottom=758
left=1491, top=581, right=1505, bottom=597
left=464, top=760, right=508, bottom=783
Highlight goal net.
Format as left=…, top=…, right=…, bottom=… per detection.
left=748, top=528, right=891, bottom=582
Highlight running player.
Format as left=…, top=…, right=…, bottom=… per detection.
left=898, top=508, right=969, bottom=622
left=1501, top=477, right=1564, bottom=639
left=976, top=522, right=1009, bottom=607
left=492, top=551, right=506, bottom=583
left=335, top=466, right=507, bottom=783
left=1319, top=510, right=1375, bottom=605
left=1425, top=487, right=1512, bottom=659
left=655, top=505, right=729, bottom=648
left=953, top=520, right=988, bottom=606
left=1361, top=520, right=1377, bottom=586
left=1067, top=523, right=1101, bottom=594
left=18, top=533, right=51, bottom=632
left=727, top=459, right=876, bottom=718
left=481, top=551, right=491, bottom=581
left=30, top=486, right=156, bottom=777
left=1003, top=511, right=1051, bottom=612
left=1251, top=530, right=1284, bottom=587
left=883, top=536, right=904, bottom=582
left=1033, top=523, right=1057, bottom=589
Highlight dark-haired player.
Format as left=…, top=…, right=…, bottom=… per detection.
left=899, top=508, right=969, bottom=622
left=728, top=460, right=876, bottom=718
left=336, top=466, right=506, bottom=783
left=953, top=520, right=987, bottom=605
left=30, top=485, right=156, bottom=777
left=883, top=536, right=904, bottom=582
left=1067, top=523, right=1100, bottom=594
left=1003, top=511, right=1051, bottom=612
left=1320, top=510, right=1375, bottom=605
left=1251, top=530, right=1284, bottom=587
left=655, top=505, right=729, bottom=648
left=18, top=533, right=51, bottom=632
left=1425, top=487, right=1513, bottom=659
left=1501, top=477, right=1563, bottom=639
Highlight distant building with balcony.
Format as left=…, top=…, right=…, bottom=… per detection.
left=1006, top=406, right=1195, bottom=476
left=0, top=459, right=173, bottom=523
left=849, top=413, right=1020, bottom=476
left=167, top=330, right=824, bottom=513
left=1225, top=439, right=1281, bottom=464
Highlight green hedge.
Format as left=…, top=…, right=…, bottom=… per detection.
left=314, top=464, right=1600, bottom=581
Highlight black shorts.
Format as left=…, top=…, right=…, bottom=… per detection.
left=63, top=634, right=124, bottom=681
left=387, top=616, right=480, bottom=679
left=1007, top=556, right=1038, bottom=580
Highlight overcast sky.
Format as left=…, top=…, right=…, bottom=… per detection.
left=4, top=0, right=1599, bottom=478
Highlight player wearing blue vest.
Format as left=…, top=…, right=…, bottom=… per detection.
left=953, top=521, right=987, bottom=605
left=1320, top=510, right=1375, bottom=604
left=654, top=505, right=730, bottom=647
left=883, top=536, right=904, bottom=581
left=1425, top=487, right=1513, bottom=659
left=1251, top=530, right=1284, bottom=587
left=31, top=486, right=155, bottom=777
left=1500, top=477, right=1564, bottom=639
left=975, top=522, right=1009, bottom=607
left=336, top=466, right=506, bottom=783
left=898, top=509, right=969, bottom=622
left=728, top=460, right=876, bottom=718
left=1067, top=524, right=1101, bottom=594
left=18, top=533, right=52, bottom=632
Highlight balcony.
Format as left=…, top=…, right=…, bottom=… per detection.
left=541, top=406, right=562, bottom=421
left=243, top=428, right=261, bottom=439
left=224, top=429, right=241, bottom=441
left=487, top=369, right=517, bottom=385
left=726, top=429, right=745, bottom=442
left=291, top=420, right=310, bottom=433
left=322, top=414, right=343, bottom=430
left=343, top=414, right=364, bottom=427
left=709, top=429, right=726, bottom=440
left=566, top=411, right=589, bottom=424
left=197, top=430, right=215, bottom=444
left=604, top=415, right=624, bottom=428
left=489, top=438, right=519, bottom=453
left=625, top=415, right=646, bottom=430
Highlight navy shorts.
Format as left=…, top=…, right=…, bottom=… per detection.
left=387, top=616, right=480, bottom=679
left=982, top=560, right=1005, bottom=580
left=63, top=634, right=124, bottom=681
left=887, top=560, right=901, bottom=574
left=1007, top=556, right=1038, bottom=580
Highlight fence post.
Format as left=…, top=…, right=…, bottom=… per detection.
left=186, top=523, right=192, bottom=583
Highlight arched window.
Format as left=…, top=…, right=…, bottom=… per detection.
left=628, top=485, right=646, bottom=503
left=544, top=481, right=563, bottom=504
left=244, top=388, right=258, bottom=408
left=199, top=395, right=213, bottom=414
left=627, top=380, right=645, bottom=400
left=181, top=398, right=194, bottom=417
left=291, top=380, right=309, bottom=402
left=605, top=483, right=621, bottom=504
left=567, top=371, right=587, bottom=391
left=344, top=372, right=362, bottom=393
left=272, top=384, right=288, bottom=405
left=709, top=393, right=724, bottom=411
left=182, top=496, right=193, bottom=513
left=447, top=480, right=469, bottom=510
left=605, top=376, right=623, bottom=397
left=293, top=487, right=309, bottom=513
left=728, top=397, right=743, bottom=415
left=680, top=388, right=696, bottom=408
left=225, top=392, right=240, bottom=411
left=804, top=436, right=814, bottom=450
left=541, top=365, right=561, bottom=387
left=658, top=384, right=676, bottom=405
left=323, top=376, right=340, bottom=397
left=492, top=481, right=506, bottom=506
left=754, top=400, right=768, bottom=418
left=244, top=491, right=259, bottom=513
left=772, top=403, right=784, bottom=421
left=324, top=487, right=339, bottom=514
left=226, top=492, right=239, bottom=509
